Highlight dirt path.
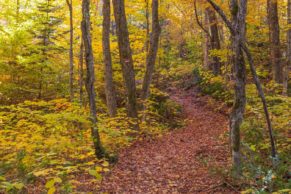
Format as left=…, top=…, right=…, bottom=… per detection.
left=100, top=89, right=235, bottom=193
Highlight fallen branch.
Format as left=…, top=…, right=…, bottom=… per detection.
left=202, top=182, right=225, bottom=193
left=202, top=181, right=240, bottom=193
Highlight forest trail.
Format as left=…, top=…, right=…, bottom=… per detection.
left=100, top=88, right=236, bottom=193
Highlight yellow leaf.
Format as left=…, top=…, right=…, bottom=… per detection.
left=95, top=166, right=103, bottom=172
left=13, top=182, right=24, bottom=190
left=54, top=177, right=62, bottom=183
left=102, top=161, right=109, bottom=167
left=47, top=187, right=56, bottom=194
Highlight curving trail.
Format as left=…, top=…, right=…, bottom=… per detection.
left=100, top=88, right=236, bottom=193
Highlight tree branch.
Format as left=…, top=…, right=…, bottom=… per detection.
left=205, top=0, right=235, bottom=35
left=193, top=0, right=211, bottom=37
left=66, top=0, right=72, bottom=8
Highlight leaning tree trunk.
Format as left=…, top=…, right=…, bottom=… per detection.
left=229, top=0, right=247, bottom=176
left=142, top=0, right=161, bottom=100
left=206, top=7, right=221, bottom=75
left=267, top=0, right=283, bottom=83
left=284, top=0, right=291, bottom=96
left=102, top=0, right=117, bottom=117
left=66, top=0, right=74, bottom=101
left=81, top=0, right=104, bottom=158
left=112, top=0, right=138, bottom=119
left=206, top=0, right=278, bottom=172
left=206, top=0, right=278, bottom=170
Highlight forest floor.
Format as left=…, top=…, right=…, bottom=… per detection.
left=99, top=88, right=239, bottom=193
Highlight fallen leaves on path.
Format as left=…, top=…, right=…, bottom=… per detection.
left=100, top=88, right=237, bottom=193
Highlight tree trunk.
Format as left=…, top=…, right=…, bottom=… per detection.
left=229, top=0, right=247, bottom=176
left=145, top=0, right=150, bottom=52
left=16, top=0, right=20, bottom=22
left=79, top=38, right=84, bottom=107
left=267, top=0, right=283, bottom=83
left=142, top=0, right=161, bottom=100
left=102, top=0, right=117, bottom=117
left=81, top=0, right=104, bottom=159
left=203, top=9, right=210, bottom=69
left=66, top=0, right=74, bottom=101
left=206, top=7, right=221, bottom=75
left=284, top=0, right=291, bottom=96
left=112, top=0, right=138, bottom=119
left=206, top=0, right=277, bottom=168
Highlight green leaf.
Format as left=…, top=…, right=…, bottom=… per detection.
left=54, top=177, right=62, bottom=183
left=1, top=182, right=14, bottom=191
left=88, top=169, right=98, bottom=177
left=0, top=176, right=6, bottom=181
left=13, top=182, right=24, bottom=190
left=94, top=173, right=102, bottom=181
left=88, top=169, right=102, bottom=181
left=45, top=179, right=55, bottom=189
left=250, top=145, right=256, bottom=151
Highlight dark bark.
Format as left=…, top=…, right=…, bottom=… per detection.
left=205, top=7, right=221, bottom=75
left=145, top=0, right=150, bottom=52
left=284, top=0, right=291, bottom=96
left=206, top=0, right=277, bottom=165
left=142, top=0, right=161, bottom=100
left=203, top=9, right=210, bottom=69
left=66, top=0, right=74, bottom=101
left=228, top=0, right=247, bottom=176
left=79, top=38, right=84, bottom=107
left=81, top=0, right=105, bottom=159
left=193, top=0, right=221, bottom=74
left=38, top=67, right=43, bottom=99
left=267, top=0, right=283, bottom=83
left=112, top=0, right=138, bottom=119
left=102, top=0, right=117, bottom=117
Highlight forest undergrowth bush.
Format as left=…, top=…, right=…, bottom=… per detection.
left=0, top=87, right=182, bottom=193
left=190, top=66, right=291, bottom=193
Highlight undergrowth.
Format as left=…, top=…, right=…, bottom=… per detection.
left=0, top=88, right=182, bottom=193
left=190, top=66, right=291, bottom=193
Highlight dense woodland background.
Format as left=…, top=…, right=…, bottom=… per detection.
left=0, top=0, right=290, bottom=193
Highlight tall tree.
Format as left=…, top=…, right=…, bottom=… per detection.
left=267, top=0, right=283, bottom=83
left=194, top=1, right=221, bottom=75
left=81, top=0, right=104, bottom=158
left=229, top=0, right=247, bottom=176
left=144, top=0, right=150, bottom=52
left=112, top=0, right=138, bottom=118
left=79, top=38, right=84, bottom=106
left=102, top=0, right=117, bottom=117
left=203, top=9, right=210, bottom=69
left=142, top=0, right=161, bottom=100
left=34, top=0, right=63, bottom=99
left=206, top=0, right=277, bottom=172
left=205, top=7, right=221, bottom=75
left=16, top=0, right=20, bottom=22
left=66, top=0, right=74, bottom=101
left=284, top=0, right=291, bottom=96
